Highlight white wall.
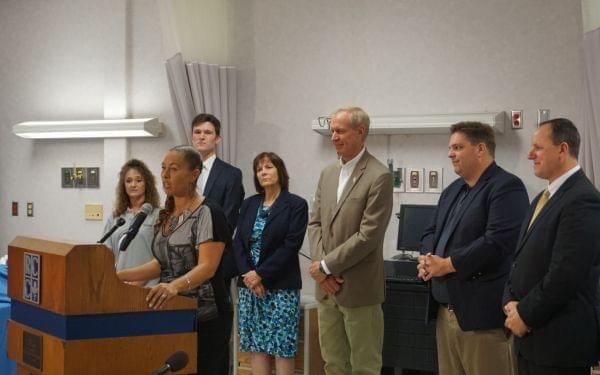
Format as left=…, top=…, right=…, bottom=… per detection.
left=227, top=0, right=585, bottom=289
left=0, top=0, right=587, bottom=297
left=0, top=0, right=178, bottom=253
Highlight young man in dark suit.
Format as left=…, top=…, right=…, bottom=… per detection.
left=191, top=113, right=245, bottom=375
left=417, top=122, right=529, bottom=375
left=192, top=113, right=245, bottom=234
left=504, top=118, right=600, bottom=375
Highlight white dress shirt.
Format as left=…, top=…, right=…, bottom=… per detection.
left=547, top=164, right=581, bottom=199
left=322, top=147, right=366, bottom=276
left=197, top=154, right=216, bottom=195
left=337, top=147, right=366, bottom=203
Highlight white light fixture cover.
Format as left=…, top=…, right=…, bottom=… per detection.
left=12, top=118, right=162, bottom=139
left=311, top=112, right=506, bottom=135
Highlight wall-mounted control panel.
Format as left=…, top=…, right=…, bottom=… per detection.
left=62, top=167, right=100, bottom=188
left=84, top=204, right=103, bottom=221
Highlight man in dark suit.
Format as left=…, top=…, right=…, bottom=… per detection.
left=192, top=113, right=245, bottom=279
left=503, top=118, right=600, bottom=375
left=417, top=122, right=529, bottom=375
left=192, top=113, right=245, bottom=231
left=191, top=113, right=244, bottom=375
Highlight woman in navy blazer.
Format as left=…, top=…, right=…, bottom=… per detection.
left=233, top=152, right=308, bottom=375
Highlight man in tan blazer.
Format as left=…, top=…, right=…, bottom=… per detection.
left=308, top=107, right=393, bottom=375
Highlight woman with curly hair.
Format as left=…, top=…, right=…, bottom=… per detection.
left=101, top=158, right=160, bottom=286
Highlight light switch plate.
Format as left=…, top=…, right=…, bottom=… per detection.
left=27, top=202, right=34, bottom=217
left=84, top=204, right=103, bottom=221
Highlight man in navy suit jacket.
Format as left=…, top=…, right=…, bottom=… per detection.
left=191, top=113, right=244, bottom=375
left=192, top=113, right=245, bottom=280
left=504, top=119, right=600, bottom=375
left=417, top=122, right=528, bottom=375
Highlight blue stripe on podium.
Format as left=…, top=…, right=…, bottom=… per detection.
left=11, top=300, right=196, bottom=340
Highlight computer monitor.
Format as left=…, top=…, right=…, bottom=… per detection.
left=396, top=204, right=437, bottom=255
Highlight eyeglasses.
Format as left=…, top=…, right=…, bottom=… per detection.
left=317, top=116, right=331, bottom=128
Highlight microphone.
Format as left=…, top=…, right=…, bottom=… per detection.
left=118, top=203, right=153, bottom=252
left=152, top=351, right=189, bottom=375
left=97, top=217, right=126, bottom=244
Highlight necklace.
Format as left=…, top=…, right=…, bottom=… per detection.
left=165, top=195, right=201, bottom=234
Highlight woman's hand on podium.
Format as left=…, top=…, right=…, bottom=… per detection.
left=146, top=282, right=178, bottom=309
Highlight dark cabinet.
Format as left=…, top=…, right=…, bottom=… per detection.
left=383, top=260, right=437, bottom=373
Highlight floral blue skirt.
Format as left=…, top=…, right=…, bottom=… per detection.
left=238, top=287, right=300, bottom=358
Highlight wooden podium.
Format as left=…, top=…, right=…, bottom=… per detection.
left=6, top=236, right=197, bottom=374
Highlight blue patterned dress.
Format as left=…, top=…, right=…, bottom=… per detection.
left=238, top=204, right=300, bottom=358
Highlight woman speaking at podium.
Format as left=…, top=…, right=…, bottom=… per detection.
left=101, top=159, right=160, bottom=286
left=117, top=146, right=232, bottom=375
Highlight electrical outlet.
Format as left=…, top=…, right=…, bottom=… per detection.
left=511, top=110, right=523, bottom=129
left=537, top=109, right=550, bottom=126
left=425, top=168, right=443, bottom=193
left=27, top=202, right=33, bottom=217
left=406, top=167, right=424, bottom=193
left=84, top=204, right=103, bottom=221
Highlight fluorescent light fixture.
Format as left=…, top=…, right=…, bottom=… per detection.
left=12, top=118, right=162, bottom=139
left=311, top=112, right=506, bottom=135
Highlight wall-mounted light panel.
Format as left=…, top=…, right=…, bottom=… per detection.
left=13, top=118, right=162, bottom=139
left=312, top=112, right=506, bottom=135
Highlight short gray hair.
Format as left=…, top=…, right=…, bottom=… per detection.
left=332, top=107, right=370, bottom=138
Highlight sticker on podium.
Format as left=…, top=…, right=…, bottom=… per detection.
left=23, top=252, right=41, bottom=304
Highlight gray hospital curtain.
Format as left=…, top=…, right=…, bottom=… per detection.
left=165, top=53, right=238, bottom=163
left=581, top=27, right=600, bottom=188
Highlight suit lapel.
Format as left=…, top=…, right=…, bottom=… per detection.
left=265, top=191, right=288, bottom=227
left=329, top=153, right=368, bottom=226
left=514, top=194, right=538, bottom=252
left=515, top=170, right=584, bottom=255
left=242, top=197, right=261, bottom=249
left=203, top=158, right=223, bottom=197
left=432, top=183, right=464, bottom=246
left=434, top=163, right=497, bottom=246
